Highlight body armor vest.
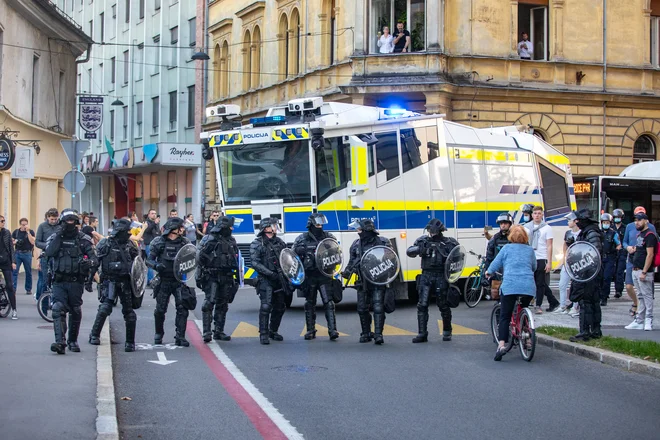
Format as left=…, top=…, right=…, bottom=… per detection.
left=603, top=229, right=617, bottom=256
left=200, top=237, right=237, bottom=271
left=53, top=237, right=81, bottom=276
left=421, top=237, right=457, bottom=271
left=102, top=240, right=132, bottom=279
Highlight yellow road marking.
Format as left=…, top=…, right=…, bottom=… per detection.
left=299, top=325, right=349, bottom=337
left=438, top=320, right=486, bottom=335
left=370, top=323, right=417, bottom=336
left=231, top=322, right=260, bottom=338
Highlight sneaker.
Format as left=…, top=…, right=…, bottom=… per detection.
left=32, top=292, right=37, bottom=303
left=25, top=291, right=32, bottom=296
left=644, top=318, right=653, bottom=331
left=547, top=304, right=560, bottom=313
left=11, top=310, right=17, bottom=320
left=534, top=307, right=543, bottom=315
left=625, top=320, right=645, bottom=330
left=569, top=309, right=580, bottom=317
left=560, top=307, right=570, bottom=315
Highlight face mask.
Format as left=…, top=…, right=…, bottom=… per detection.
left=614, top=218, right=621, bottom=223
left=523, top=215, right=531, bottom=222
left=63, top=223, right=77, bottom=234
left=602, top=224, right=610, bottom=230
left=220, top=228, right=232, bottom=237
left=115, top=231, right=130, bottom=242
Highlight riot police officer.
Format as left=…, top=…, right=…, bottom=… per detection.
left=88, top=219, right=140, bottom=351
left=484, top=213, right=513, bottom=298
left=612, top=208, right=627, bottom=298
left=342, top=219, right=393, bottom=345
left=600, top=213, right=621, bottom=306
left=407, top=219, right=460, bottom=343
left=45, top=209, right=97, bottom=355
left=569, top=209, right=604, bottom=342
left=146, top=217, right=194, bottom=347
left=294, top=213, right=339, bottom=341
left=197, top=216, right=241, bottom=343
left=249, top=218, right=289, bottom=345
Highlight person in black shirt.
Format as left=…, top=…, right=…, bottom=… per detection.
left=142, top=209, right=161, bottom=284
left=392, top=22, right=411, bottom=53
left=0, top=215, right=17, bottom=319
left=12, top=218, right=36, bottom=296
left=624, top=213, right=657, bottom=331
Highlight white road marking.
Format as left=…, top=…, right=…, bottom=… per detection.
left=147, top=351, right=178, bottom=366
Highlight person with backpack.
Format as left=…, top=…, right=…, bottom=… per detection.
left=624, top=213, right=658, bottom=331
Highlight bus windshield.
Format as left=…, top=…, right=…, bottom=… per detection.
left=215, top=140, right=311, bottom=205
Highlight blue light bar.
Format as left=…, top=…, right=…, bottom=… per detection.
left=383, top=108, right=407, bottom=116
left=250, top=115, right=287, bottom=127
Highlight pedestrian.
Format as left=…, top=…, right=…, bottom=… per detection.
left=342, top=219, right=394, bottom=345
left=142, top=209, right=161, bottom=284
left=524, top=205, right=560, bottom=313
left=599, top=213, right=621, bottom=306
left=169, top=209, right=178, bottom=218
left=250, top=218, right=289, bottom=345
left=203, top=211, right=220, bottom=235
left=519, top=203, right=534, bottom=225
left=407, top=218, right=461, bottom=343
left=184, top=214, right=198, bottom=245
left=0, top=215, right=17, bottom=319
left=484, top=213, right=514, bottom=300
left=559, top=212, right=580, bottom=315
left=485, top=225, right=536, bottom=361
left=11, top=217, right=35, bottom=297
left=612, top=208, right=627, bottom=298
left=82, top=216, right=103, bottom=244
left=45, top=209, right=97, bottom=354
left=622, top=206, right=656, bottom=318
left=88, top=219, right=140, bottom=351
left=197, top=216, right=242, bottom=343
left=146, top=217, right=196, bottom=346
left=35, top=209, right=59, bottom=303
left=569, top=209, right=604, bottom=342
left=624, top=213, right=657, bottom=331
left=294, top=213, right=340, bottom=341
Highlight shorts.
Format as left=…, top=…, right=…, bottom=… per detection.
left=625, top=260, right=633, bottom=286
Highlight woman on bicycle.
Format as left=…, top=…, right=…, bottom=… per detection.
left=486, top=225, right=537, bottom=361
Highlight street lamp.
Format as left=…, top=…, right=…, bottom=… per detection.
left=191, top=50, right=210, bottom=61
left=111, top=98, right=125, bottom=106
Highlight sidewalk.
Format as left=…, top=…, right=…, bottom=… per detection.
left=0, top=274, right=99, bottom=440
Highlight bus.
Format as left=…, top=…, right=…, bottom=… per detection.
left=200, top=98, right=577, bottom=303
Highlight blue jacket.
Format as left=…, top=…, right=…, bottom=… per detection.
left=486, top=243, right=537, bottom=296
left=622, top=222, right=656, bottom=261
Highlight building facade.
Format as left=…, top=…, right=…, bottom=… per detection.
left=201, top=0, right=660, bottom=205
left=0, top=0, right=92, bottom=232
left=55, top=0, right=204, bottom=231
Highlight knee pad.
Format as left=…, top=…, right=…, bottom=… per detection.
left=201, top=300, right=214, bottom=313
left=98, top=302, right=113, bottom=317
left=324, top=300, right=335, bottom=312
left=125, top=310, right=137, bottom=323
left=154, top=309, right=165, bottom=320
left=52, top=301, right=66, bottom=318
left=417, top=303, right=429, bottom=313
left=218, top=302, right=228, bottom=313
left=372, top=302, right=384, bottom=315
left=70, top=306, right=82, bottom=319
left=260, top=303, right=272, bottom=315
left=176, top=307, right=189, bottom=317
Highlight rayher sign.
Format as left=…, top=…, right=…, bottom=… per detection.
left=160, top=143, right=202, bottom=166
left=0, top=137, right=16, bottom=171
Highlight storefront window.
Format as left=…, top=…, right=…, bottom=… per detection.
left=369, top=0, right=426, bottom=53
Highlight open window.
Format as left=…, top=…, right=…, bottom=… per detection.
left=518, top=1, right=548, bottom=61
left=538, top=161, right=571, bottom=218
left=369, top=0, right=426, bottom=53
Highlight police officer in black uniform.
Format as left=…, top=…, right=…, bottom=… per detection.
left=407, top=219, right=460, bottom=343
left=485, top=213, right=513, bottom=272
left=600, top=213, right=621, bottom=306
left=294, top=213, right=339, bottom=341
left=249, top=218, right=289, bottom=345
left=342, top=219, right=393, bottom=345
left=612, top=208, right=627, bottom=298
left=569, top=209, right=604, bottom=342
left=146, top=217, right=194, bottom=346
left=197, top=216, right=240, bottom=343
left=88, top=219, right=140, bottom=351
left=45, top=209, right=97, bottom=355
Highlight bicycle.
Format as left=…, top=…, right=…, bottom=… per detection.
left=490, top=296, right=537, bottom=362
left=37, top=288, right=54, bottom=323
left=0, top=272, right=11, bottom=318
left=463, top=250, right=487, bottom=308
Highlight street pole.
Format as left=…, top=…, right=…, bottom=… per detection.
left=71, top=139, right=76, bottom=208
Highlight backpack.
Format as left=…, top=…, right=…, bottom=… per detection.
left=643, top=231, right=660, bottom=268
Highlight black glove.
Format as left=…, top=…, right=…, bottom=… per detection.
left=266, top=270, right=278, bottom=281
left=80, top=258, right=92, bottom=271
left=341, top=269, right=352, bottom=280
left=85, top=281, right=93, bottom=292
left=155, top=263, right=167, bottom=272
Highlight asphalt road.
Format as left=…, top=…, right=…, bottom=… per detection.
left=109, top=287, right=660, bottom=440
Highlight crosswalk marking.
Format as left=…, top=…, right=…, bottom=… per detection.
left=299, top=325, right=349, bottom=337
left=231, top=322, right=260, bottom=338
left=438, top=320, right=486, bottom=335
left=369, top=323, right=417, bottom=336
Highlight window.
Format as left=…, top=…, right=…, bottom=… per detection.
left=169, top=91, right=177, bottom=130
left=136, top=44, right=144, bottom=80
left=322, top=0, right=336, bottom=65
left=77, top=73, right=81, bottom=93
left=652, top=17, right=660, bottom=67
left=136, top=101, right=143, bottom=137
left=110, top=109, right=115, bottom=141
left=251, top=26, right=261, bottom=87
left=278, top=13, right=288, bottom=79
left=110, top=56, right=116, bottom=85
left=31, top=54, right=39, bottom=123
left=139, top=0, right=145, bottom=20
left=374, top=131, right=400, bottom=185
left=87, top=68, right=92, bottom=93
left=122, top=106, right=128, bottom=140
left=155, top=0, right=161, bottom=10
left=170, top=26, right=178, bottom=67
left=242, top=30, right=252, bottom=91
left=315, top=136, right=351, bottom=202
left=123, top=50, right=129, bottom=84
left=153, top=35, right=160, bottom=75
left=289, top=9, right=301, bottom=76
left=518, top=3, right=548, bottom=61
left=125, top=0, right=130, bottom=23
left=188, top=18, right=196, bottom=47
left=187, top=85, right=195, bottom=127
left=369, top=0, right=426, bottom=53
left=633, top=135, right=657, bottom=163
left=152, top=96, right=159, bottom=133
left=88, top=20, right=93, bottom=39
left=58, top=71, right=66, bottom=123
left=111, top=3, right=116, bottom=18
left=400, top=127, right=438, bottom=173
left=539, top=162, right=570, bottom=218
left=100, top=13, right=104, bottom=42
left=111, top=5, right=116, bottom=38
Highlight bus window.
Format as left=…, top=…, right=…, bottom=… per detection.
left=400, top=126, right=438, bottom=173
left=374, top=131, right=400, bottom=185
left=315, top=136, right=351, bottom=202
left=539, top=163, right=571, bottom=217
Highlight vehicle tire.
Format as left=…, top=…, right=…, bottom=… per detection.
left=0, top=289, right=11, bottom=318
left=463, top=271, right=483, bottom=308
left=518, top=308, right=536, bottom=362
left=490, top=303, right=500, bottom=344
left=38, top=293, right=54, bottom=323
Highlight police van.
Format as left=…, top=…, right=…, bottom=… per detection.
left=201, top=98, right=577, bottom=302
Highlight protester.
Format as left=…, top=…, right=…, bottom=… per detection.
left=169, top=209, right=178, bottom=218
left=524, top=206, right=559, bottom=313
left=622, top=206, right=656, bottom=317
left=624, top=213, right=657, bottom=331
left=35, top=209, right=59, bottom=304
left=12, top=218, right=35, bottom=296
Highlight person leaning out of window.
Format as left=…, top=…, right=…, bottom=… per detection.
left=377, top=26, right=394, bottom=54
left=392, top=21, right=411, bottom=53
left=485, top=225, right=537, bottom=361
left=517, top=31, right=533, bottom=60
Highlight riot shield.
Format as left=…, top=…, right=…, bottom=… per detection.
left=238, top=249, right=245, bottom=288
left=279, top=248, right=305, bottom=286
left=131, top=255, right=147, bottom=297
left=445, top=245, right=466, bottom=284
left=315, top=238, right=343, bottom=278
left=565, top=241, right=601, bottom=282
left=360, top=246, right=401, bottom=286
left=174, top=243, right=198, bottom=286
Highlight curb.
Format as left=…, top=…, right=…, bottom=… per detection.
left=537, top=334, right=660, bottom=379
left=96, top=323, right=119, bottom=440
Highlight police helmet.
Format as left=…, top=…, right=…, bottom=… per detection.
left=59, top=209, right=80, bottom=225
left=496, top=213, right=513, bottom=225
left=613, top=209, right=624, bottom=218
left=600, top=213, right=613, bottom=223
left=520, top=204, right=534, bottom=214
left=110, top=218, right=132, bottom=236
left=162, top=217, right=185, bottom=235
left=306, top=213, right=328, bottom=228
left=575, top=208, right=597, bottom=223
left=211, top=216, right=243, bottom=234
left=425, top=218, right=446, bottom=235
left=258, top=217, right=282, bottom=235
left=348, top=218, right=376, bottom=232
left=564, top=211, right=577, bottom=222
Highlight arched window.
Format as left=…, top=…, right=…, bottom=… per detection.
left=251, top=26, right=261, bottom=88
left=278, top=13, right=289, bottom=80
left=221, top=41, right=229, bottom=97
left=213, top=44, right=221, bottom=99
left=242, top=30, right=252, bottom=91
left=633, top=134, right=657, bottom=163
left=289, top=9, right=301, bottom=76
left=533, top=130, right=546, bottom=141
left=321, top=0, right=336, bottom=65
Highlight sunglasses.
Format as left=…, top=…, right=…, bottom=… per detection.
left=0, top=219, right=5, bottom=223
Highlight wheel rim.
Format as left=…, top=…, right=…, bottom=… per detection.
left=519, top=312, right=533, bottom=359
left=465, top=274, right=482, bottom=307
left=490, top=305, right=500, bottom=343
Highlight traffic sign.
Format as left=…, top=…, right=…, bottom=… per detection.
left=60, top=139, right=90, bottom=167
left=63, top=170, right=86, bottom=194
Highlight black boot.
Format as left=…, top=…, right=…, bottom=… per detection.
left=412, top=311, right=429, bottom=343
left=441, top=309, right=453, bottom=341
left=154, top=313, right=165, bottom=345
left=259, top=313, right=270, bottom=345
left=570, top=311, right=591, bottom=342
left=67, top=313, right=81, bottom=352
left=591, top=324, right=602, bottom=339
left=304, top=302, right=316, bottom=340
left=600, top=298, right=608, bottom=306
left=442, top=331, right=452, bottom=342
left=212, top=309, right=231, bottom=341
left=358, top=313, right=373, bottom=343
left=175, top=312, right=189, bottom=347
left=51, top=311, right=66, bottom=354
left=325, top=303, right=339, bottom=341
left=614, top=291, right=622, bottom=299
left=269, top=310, right=284, bottom=341
left=125, top=320, right=136, bottom=352
left=89, top=312, right=107, bottom=345
left=373, top=312, right=385, bottom=345
left=202, top=310, right=213, bottom=343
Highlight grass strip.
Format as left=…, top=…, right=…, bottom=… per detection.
left=537, top=326, right=660, bottom=364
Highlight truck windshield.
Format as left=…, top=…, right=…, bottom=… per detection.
left=215, top=140, right=311, bottom=205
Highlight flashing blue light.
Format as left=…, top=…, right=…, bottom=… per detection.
left=250, top=115, right=287, bottom=127
left=384, top=107, right=407, bottom=116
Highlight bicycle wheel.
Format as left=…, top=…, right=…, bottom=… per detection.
left=38, top=293, right=54, bottom=323
left=518, top=308, right=537, bottom=362
left=0, top=289, right=10, bottom=318
left=490, top=303, right=500, bottom=344
left=464, top=271, right=484, bottom=308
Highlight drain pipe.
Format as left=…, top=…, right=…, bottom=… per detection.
left=76, top=43, right=93, bottom=64
left=602, top=0, right=607, bottom=174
